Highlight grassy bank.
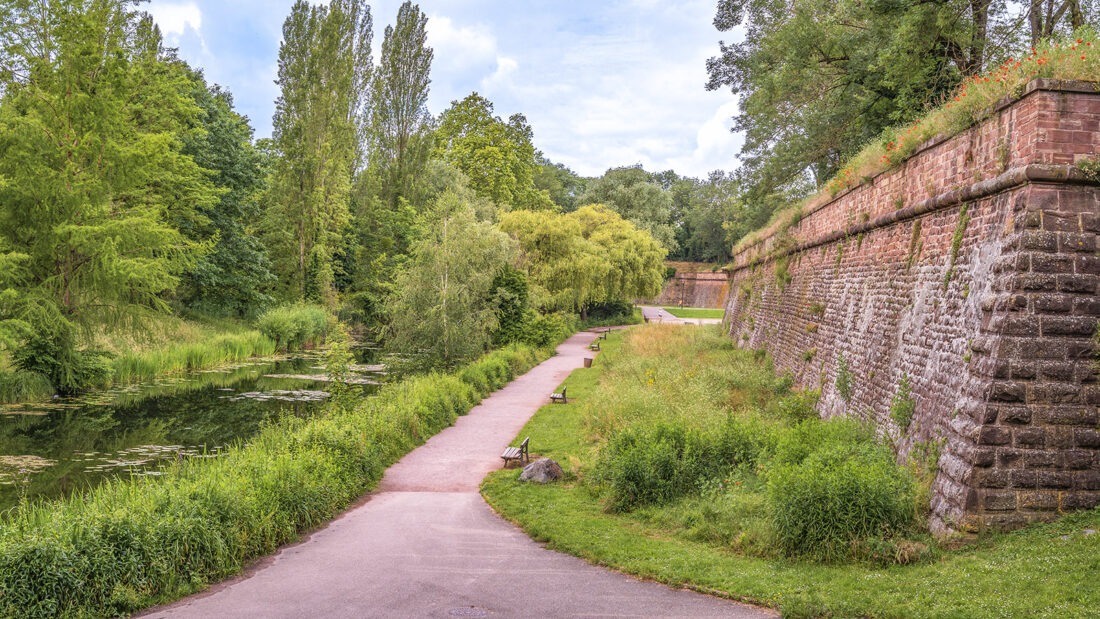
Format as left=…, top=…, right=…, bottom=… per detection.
left=481, top=326, right=1100, bottom=617
left=0, top=343, right=548, bottom=618
left=0, top=306, right=338, bottom=404
left=661, top=307, right=724, bottom=319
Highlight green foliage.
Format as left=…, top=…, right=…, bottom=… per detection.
left=579, top=166, right=679, bottom=252
left=944, top=204, right=971, bottom=289
left=256, top=303, right=330, bottom=352
left=178, top=71, right=275, bottom=317
left=365, top=1, right=434, bottom=211
left=0, top=370, right=54, bottom=404
left=0, top=343, right=546, bottom=617
left=13, top=319, right=111, bottom=395
left=499, top=205, right=667, bottom=316
left=490, top=265, right=530, bottom=346
left=1079, top=157, right=1100, bottom=182
left=266, top=0, right=372, bottom=302
left=767, top=441, right=918, bottom=562
left=0, top=0, right=219, bottom=390
left=835, top=353, right=853, bottom=401
left=772, top=388, right=820, bottom=424
left=518, top=311, right=577, bottom=348
left=890, top=374, right=916, bottom=431
left=596, top=422, right=711, bottom=512
left=385, top=193, right=518, bottom=368
left=109, top=331, right=277, bottom=384
left=433, top=93, right=553, bottom=210
left=533, top=152, right=586, bottom=211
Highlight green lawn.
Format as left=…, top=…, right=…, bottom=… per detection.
left=661, top=306, right=725, bottom=319
left=481, top=326, right=1100, bottom=618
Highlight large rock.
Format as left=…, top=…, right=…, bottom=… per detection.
left=519, top=458, right=563, bottom=483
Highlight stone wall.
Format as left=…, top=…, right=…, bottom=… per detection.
left=724, top=80, right=1100, bottom=533
left=652, top=272, right=730, bottom=308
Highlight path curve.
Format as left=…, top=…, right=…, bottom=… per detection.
left=142, top=331, right=774, bottom=619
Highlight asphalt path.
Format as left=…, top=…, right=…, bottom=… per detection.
left=143, top=330, right=774, bottom=619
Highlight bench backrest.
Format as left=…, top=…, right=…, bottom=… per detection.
left=520, top=437, right=530, bottom=450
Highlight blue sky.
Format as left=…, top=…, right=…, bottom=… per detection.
left=145, top=0, right=745, bottom=178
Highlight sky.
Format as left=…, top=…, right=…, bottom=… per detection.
left=145, top=0, right=745, bottom=179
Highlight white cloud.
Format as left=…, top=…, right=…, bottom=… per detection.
left=480, top=56, right=518, bottom=91
left=146, top=2, right=205, bottom=49
left=426, top=14, right=496, bottom=70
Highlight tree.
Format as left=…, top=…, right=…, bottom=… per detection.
left=385, top=192, right=518, bottom=368
left=266, top=0, right=372, bottom=303
left=179, top=72, right=275, bottom=317
left=706, top=0, right=1098, bottom=215
left=433, top=93, right=554, bottom=210
left=365, top=1, right=434, bottom=210
left=706, top=0, right=985, bottom=203
left=0, top=0, right=217, bottom=391
left=533, top=152, right=585, bottom=211
left=499, top=205, right=666, bottom=318
left=579, top=166, right=678, bottom=252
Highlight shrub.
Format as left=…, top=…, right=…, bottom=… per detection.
left=767, top=442, right=917, bottom=562
left=520, top=311, right=576, bottom=348
left=769, top=417, right=874, bottom=469
left=890, top=374, right=916, bottom=431
left=597, top=422, right=712, bottom=512
left=772, top=388, right=820, bottom=423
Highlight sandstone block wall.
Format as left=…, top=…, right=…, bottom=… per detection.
left=724, top=80, right=1100, bottom=533
left=652, top=272, right=730, bottom=308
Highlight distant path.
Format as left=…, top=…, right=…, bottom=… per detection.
left=142, top=330, right=773, bottom=619
left=639, top=304, right=724, bottom=325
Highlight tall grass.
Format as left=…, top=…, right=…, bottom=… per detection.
left=0, top=343, right=548, bottom=618
left=256, top=304, right=330, bottom=352
left=110, top=332, right=277, bottom=383
left=0, top=370, right=54, bottom=404
left=580, top=325, right=922, bottom=563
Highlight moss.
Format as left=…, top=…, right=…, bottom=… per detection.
left=943, top=204, right=971, bottom=289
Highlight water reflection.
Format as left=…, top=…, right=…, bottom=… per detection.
left=0, top=354, right=381, bottom=511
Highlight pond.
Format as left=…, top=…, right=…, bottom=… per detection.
left=0, top=354, right=382, bottom=512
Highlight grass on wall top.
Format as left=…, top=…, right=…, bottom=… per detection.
left=734, top=29, right=1100, bottom=256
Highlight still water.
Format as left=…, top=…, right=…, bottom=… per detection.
left=0, top=354, right=381, bottom=512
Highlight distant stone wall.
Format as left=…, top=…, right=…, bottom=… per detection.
left=652, top=272, right=730, bottom=308
left=724, top=80, right=1100, bottom=533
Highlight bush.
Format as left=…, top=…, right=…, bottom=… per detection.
left=520, top=311, right=576, bottom=348
left=597, top=422, right=712, bottom=511
left=256, top=303, right=330, bottom=352
left=767, top=442, right=917, bottom=562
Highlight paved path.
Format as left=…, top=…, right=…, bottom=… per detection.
left=640, top=305, right=724, bottom=325
left=143, top=331, right=774, bottom=619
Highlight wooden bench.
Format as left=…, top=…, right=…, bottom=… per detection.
left=588, top=340, right=601, bottom=351
left=501, top=436, right=529, bottom=467
left=549, top=387, right=567, bottom=404
left=600, top=328, right=610, bottom=340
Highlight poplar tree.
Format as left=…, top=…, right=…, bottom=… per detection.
left=267, top=0, right=372, bottom=303
left=367, top=1, right=433, bottom=209
left=0, top=0, right=216, bottom=391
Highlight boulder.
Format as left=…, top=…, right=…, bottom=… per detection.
left=519, top=458, right=563, bottom=483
